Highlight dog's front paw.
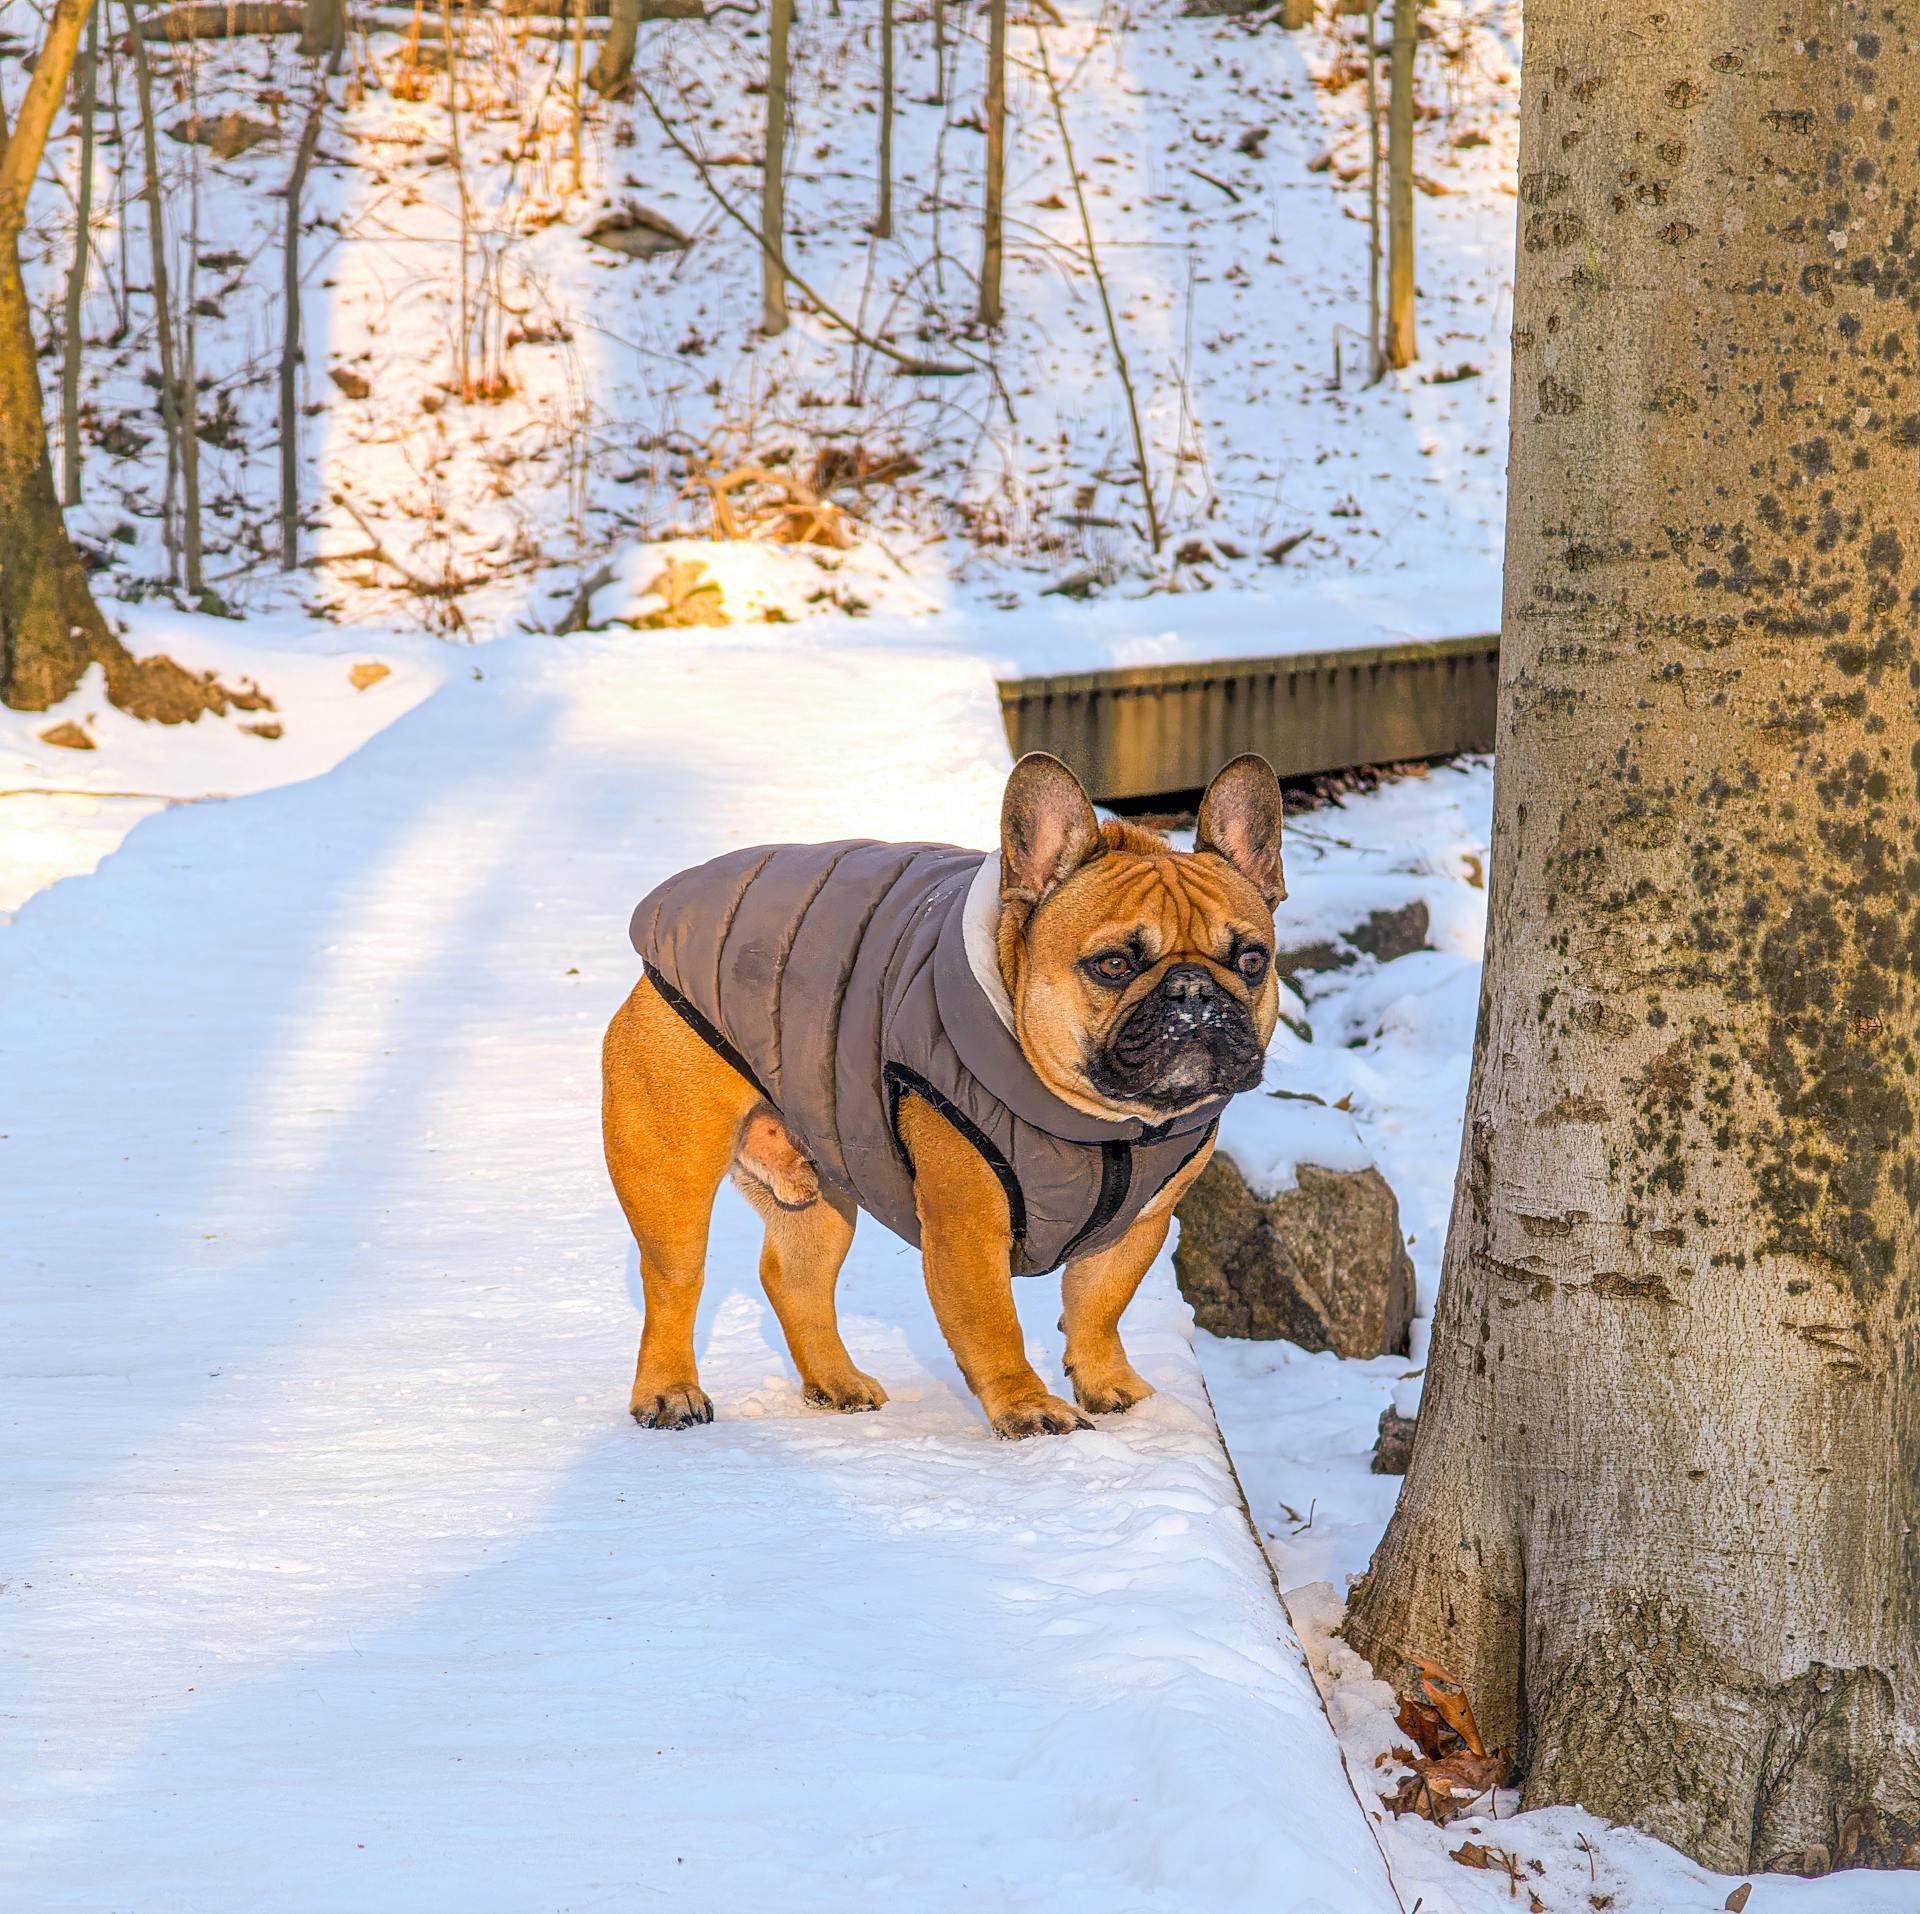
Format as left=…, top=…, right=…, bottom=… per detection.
left=804, top=1370, right=889, bottom=1414
left=631, top=1384, right=714, bottom=1429
left=986, top=1391, right=1093, bottom=1439
left=1066, top=1360, right=1156, bottom=1417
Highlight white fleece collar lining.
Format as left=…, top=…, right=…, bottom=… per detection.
left=962, top=853, right=1017, bottom=1035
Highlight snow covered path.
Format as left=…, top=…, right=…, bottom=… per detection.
left=3, top=635, right=1394, bottom=1913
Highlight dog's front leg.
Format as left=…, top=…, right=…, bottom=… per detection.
left=897, top=1093, right=1090, bottom=1439
left=1062, top=1135, right=1214, bottom=1414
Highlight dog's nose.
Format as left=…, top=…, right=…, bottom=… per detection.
left=1160, top=963, right=1218, bottom=1004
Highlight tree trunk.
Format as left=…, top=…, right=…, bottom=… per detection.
left=874, top=0, right=892, bottom=239
left=60, top=3, right=99, bottom=508
left=1383, top=0, right=1414, bottom=368
left=125, top=0, right=183, bottom=577
left=296, top=0, right=344, bottom=57
left=569, top=0, right=586, bottom=188
left=0, top=1, right=226, bottom=717
left=1279, top=0, right=1312, bottom=25
left=280, top=67, right=328, bottom=569
left=1347, top=0, right=1920, bottom=1879
left=587, top=0, right=637, bottom=95
left=929, top=0, right=944, bottom=107
left=1361, top=0, right=1381, bottom=380
left=0, top=0, right=118, bottom=706
left=976, top=0, right=1004, bottom=325
left=760, top=0, right=791, bottom=335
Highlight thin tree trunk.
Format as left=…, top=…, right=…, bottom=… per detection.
left=0, top=0, right=222, bottom=718
left=441, top=0, right=473, bottom=394
left=1279, top=0, right=1311, bottom=25
left=1383, top=0, right=1415, bottom=368
left=1348, top=0, right=1920, bottom=1878
left=760, top=0, right=791, bottom=335
left=60, top=3, right=99, bottom=508
left=125, top=0, right=184, bottom=578
left=569, top=0, right=586, bottom=188
left=280, top=67, right=327, bottom=569
left=1361, top=0, right=1381, bottom=380
left=179, top=117, right=205, bottom=598
left=587, top=0, right=637, bottom=95
left=929, top=0, right=944, bottom=107
left=296, top=0, right=344, bottom=57
left=977, top=0, right=1005, bottom=325
left=874, top=0, right=892, bottom=239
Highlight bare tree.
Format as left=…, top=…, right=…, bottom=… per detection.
left=296, top=0, right=344, bottom=57
left=280, top=64, right=330, bottom=568
left=124, top=0, right=185, bottom=576
left=590, top=0, right=640, bottom=93
left=1348, top=0, right=1920, bottom=1878
left=1383, top=0, right=1415, bottom=367
left=1361, top=0, right=1381, bottom=380
left=874, top=0, right=892, bottom=239
left=976, top=0, right=1005, bottom=324
left=761, top=0, right=792, bottom=334
left=59, top=2, right=99, bottom=507
left=0, top=0, right=220, bottom=716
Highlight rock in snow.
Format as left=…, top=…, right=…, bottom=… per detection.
left=1174, top=1152, right=1415, bottom=1358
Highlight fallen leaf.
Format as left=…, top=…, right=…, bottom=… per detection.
left=330, top=366, right=372, bottom=400
left=38, top=720, right=95, bottom=751
left=1395, top=1693, right=1452, bottom=1760
left=1452, top=1841, right=1495, bottom=1869
left=350, top=661, right=392, bottom=691
left=1724, top=1889, right=1752, bottom=1913
left=1415, top=1657, right=1488, bottom=1756
left=241, top=721, right=283, bottom=740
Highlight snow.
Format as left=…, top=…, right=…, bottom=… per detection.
left=0, top=605, right=437, bottom=916
left=21, top=0, right=1519, bottom=646
left=1, top=627, right=1395, bottom=1913
left=13, top=0, right=1914, bottom=1901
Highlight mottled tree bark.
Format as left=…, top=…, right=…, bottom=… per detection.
left=1348, top=1, right=1920, bottom=1880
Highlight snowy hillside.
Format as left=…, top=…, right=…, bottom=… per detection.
left=24, top=0, right=1519, bottom=638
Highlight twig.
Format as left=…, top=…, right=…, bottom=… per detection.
left=1033, top=24, right=1160, bottom=552
left=629, top=69, right=971, bottom=377
left=1187, top=164, right=1239, bottom=202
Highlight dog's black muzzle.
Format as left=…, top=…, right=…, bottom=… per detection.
left=1090, top=963, right=1265, bottom=1111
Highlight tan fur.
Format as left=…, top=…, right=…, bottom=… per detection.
left=602, top=754, right=1282, bottom=1437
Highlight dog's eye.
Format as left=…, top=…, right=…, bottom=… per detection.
left=1085, top=951, right=1136, bottom=984
left=1236, top=947, right=1269, bottom=981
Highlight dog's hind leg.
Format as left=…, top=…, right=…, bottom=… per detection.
left=733, top=1122, right=886, bottom=1414
left=603, top=976, right=758, bottom=1428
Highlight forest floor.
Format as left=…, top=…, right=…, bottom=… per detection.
left=8, top=0, right=1920, bottom=1905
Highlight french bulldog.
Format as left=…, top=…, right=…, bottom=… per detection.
left=603, top=751, right=1284, bottom=1438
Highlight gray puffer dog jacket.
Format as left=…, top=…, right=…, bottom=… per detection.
left=631, top=840, right=1228, bottom=1277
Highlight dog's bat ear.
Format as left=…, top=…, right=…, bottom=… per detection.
left=1196, top=754, right=1286, bottom=906
left=1001, top=752, right=1102, bottom=905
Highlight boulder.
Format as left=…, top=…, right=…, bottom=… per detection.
left=1173, top=1152, right=1414, bottom=1358
left=1274, top=898, right=1431, bottom=985
left=1371, top=1406, right=1418, bottom=1474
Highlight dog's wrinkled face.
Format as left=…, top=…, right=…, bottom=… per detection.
left=996, top=753, right=1286, bottom=1123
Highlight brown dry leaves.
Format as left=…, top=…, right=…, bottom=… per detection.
left=1381, top=1658, right=1511, bottom=1825
left=1452, top=1840, right=1545, bottom=1907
